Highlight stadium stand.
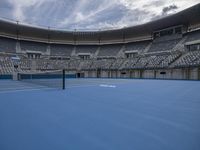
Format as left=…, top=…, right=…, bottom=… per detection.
left=148, top=39, right=181, bottom=52
left=20, top=40, right=47, bottom=52
left=95, top=59, right=114, bottom=70
left=19, top=59, right=31, bottom=71
left=110, top=58, right=124, bottom=70
left=0, top=37, right=16, bottom=53
left=172, top=51, right=200, bottom=68
left=98, top=44, right=122, bottom=57
left=50, top=44, right=74, bottom=56
left=76, top=45, right=98, bottom=54
left=145, top=55, right=167, bottom=69
left=0, top=56, right=13, bottom=74
left=122, top=58, right=139, bottom=69
left=186, top=30, right=200, bottom=42
left=0, top=4, right=200, bottom=80
left=125, top=41, right=150, bottom=52
left=79, top=59, right=93, bottom=70
left=159, top=53, right=181, bottom=68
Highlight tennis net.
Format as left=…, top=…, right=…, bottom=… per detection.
left=16, top=70, right=65, bottom=90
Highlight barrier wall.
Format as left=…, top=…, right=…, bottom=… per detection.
left=82, top=67, right=200, bottom=80
left=0, top=75, right=12, bottom=79
left=1, top=68, right=199, bottom=80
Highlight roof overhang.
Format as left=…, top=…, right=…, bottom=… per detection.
left=0, top=3, right=200, bottom=44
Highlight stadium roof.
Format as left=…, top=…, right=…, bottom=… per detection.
left=0, top=3, right=200, bottom=45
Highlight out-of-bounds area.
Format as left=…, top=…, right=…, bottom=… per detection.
left=0, top=79, right=200, bottom=150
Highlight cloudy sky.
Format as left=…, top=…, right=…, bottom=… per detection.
left=0, top=0, right=199, bottom=30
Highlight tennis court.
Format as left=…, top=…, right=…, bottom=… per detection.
left=0, top=79, right=200, bottom=150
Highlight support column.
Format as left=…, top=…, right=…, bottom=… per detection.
left=16, top=41, right=21, bottom=53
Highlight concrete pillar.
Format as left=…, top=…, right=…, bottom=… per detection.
left=46, top=45, right=51, bottom=55
left=31, top=60, right=37, bottom=71
left=12, top=72, right=18, bottom=80
left=16, top=41, right=21, bottom=53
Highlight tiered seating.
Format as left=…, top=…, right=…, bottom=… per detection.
left=0, top=51, right=199, bottom=75
left=59, top=60, right=70, bottom=69
left=148, top=39, right=180, bottom=52
left=146, top=55, right=167, bottom=68
left=19, top=59, right=31, bottom=71
left=76, top=45, right=98, bottom=54
left=50, top=44, right=74, bottom=56
left=0, top=37, right=16, bottom=53
left=173, top=51, right=200, bottom=67
left=194, top=57, right=200, bottom=66
left=134, top=57, right=151, bottom=69
left=98, top=44, right=122, bottom=57
left=159, top=53, right=181, bottom=68
left=20, top=40, right=47, bottom=52
left=36, top=59, right=53, bottom=70
left=90, top=59, right=114, bottom=70
left=79, top=59, right=93, bottom=70
left=122, top=58, right=139, bottom=69
left=67, top=59, right=81, bottom=70
left=110, top=59, right=125, bottom=70
left=125, top=41, right=150, bottom=51
left=36, top=59, right=69, bottom=70
left=0, top=56, right=13, bottom=74
left=0, top=31, right=200, bottom=75
left=116, top=53, right=183, bottom=70
left=186, top=30, right=200, bottom=42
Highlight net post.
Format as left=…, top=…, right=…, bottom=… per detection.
left=62, top=69, right=65, bottom=90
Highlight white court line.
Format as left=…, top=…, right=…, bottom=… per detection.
left=66, top=84, right=99, bottom=89
left=0, top=84, right=99, bottom=94
left=0, top=83, right=45, bottom=88
left=99, top=84, right=116, bottom=88
left=0, top=79, right=131, bottom=94
left=0, top=86, right=45, bottom=91
left=0, top=84, right=47, bottom=90
left=0, top=87, right=54, bottom=94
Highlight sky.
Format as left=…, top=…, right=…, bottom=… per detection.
left=0, top=0, right=199, bottom=30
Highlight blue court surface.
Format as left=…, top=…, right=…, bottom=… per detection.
left=0, top=79, right=200, bottom=150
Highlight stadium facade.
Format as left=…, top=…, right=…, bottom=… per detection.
left=0, top=4, right=200, bottom=80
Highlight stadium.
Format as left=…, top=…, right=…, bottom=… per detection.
left=0, top=1, right=200, bottom=150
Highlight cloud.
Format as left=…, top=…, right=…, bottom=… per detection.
left=7, top=0, right=57, bottom=22
left=162, top=4, right=178, bottom=15
left=59, top=0, right=119, bottom=28
left=7, top=0, right=45, bottom=21
left=0, top=0, right=199, bottom=30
